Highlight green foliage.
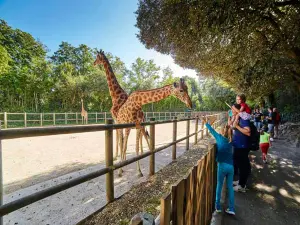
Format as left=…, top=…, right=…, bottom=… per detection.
left=0, top=19, right=234, bottom=112
left=197, top=79, right=236, bottom=111
left=136, top=0, right=300, bottom=99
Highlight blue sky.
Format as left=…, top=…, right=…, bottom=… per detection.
left=0, top=0, right=197, bottom=78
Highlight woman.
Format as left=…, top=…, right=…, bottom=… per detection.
left=204, top=116, right=235, bottom=215
left=260, top=129, right=271, bottom=163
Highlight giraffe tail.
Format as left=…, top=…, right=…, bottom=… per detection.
left=145, top=128, right=150, bottom=138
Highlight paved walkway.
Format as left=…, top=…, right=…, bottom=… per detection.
left=223, top=138, right=300, bottom=225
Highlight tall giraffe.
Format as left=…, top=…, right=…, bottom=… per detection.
left=81, top=98, right=88, bottom=124
left=117, top=78, right=192, bottom=176
left=93, top=50, right=128, bottom=159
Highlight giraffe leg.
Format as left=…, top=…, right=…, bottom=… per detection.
left=136, top=129, right=143, bottom=177
left=139, top=130, right=143, bottom=154
left=141, top=127, right=151, bottom=150
left=119, top=128, right=130, bottom=177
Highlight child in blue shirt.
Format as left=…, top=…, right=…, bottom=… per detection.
left=204, top=116, right=235, bottom=215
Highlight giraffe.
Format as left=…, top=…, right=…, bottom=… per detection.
left=93, top=50, right=129, bottom=159
left=117, top=78, right=192, bottom=177
left=81, top=98, right=88, bottom=124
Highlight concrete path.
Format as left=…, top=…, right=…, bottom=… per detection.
left=223, top=138, right=300, bottom=225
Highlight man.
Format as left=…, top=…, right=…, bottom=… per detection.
left=231, top=103, right=251, bottom=193
left=273, top=108, right=281, bottom=139
left=253, top=108, right=262, bottom=131
left=267, top=107, right=276, bottom=141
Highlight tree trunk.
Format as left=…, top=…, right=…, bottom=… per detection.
left=268, top=92, right=275, bottom=107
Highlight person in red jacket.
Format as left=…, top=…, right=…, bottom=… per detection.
left=273, top=108, right=281, bottom=139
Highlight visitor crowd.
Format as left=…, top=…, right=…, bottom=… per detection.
left=204, top=94, right=281, bottom=216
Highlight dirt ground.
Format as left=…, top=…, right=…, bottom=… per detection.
left=2, top=121, right=201, bottom=225
left=223, top=138, right=300, bottom=225
left=80, top=140, right=210, bottom=225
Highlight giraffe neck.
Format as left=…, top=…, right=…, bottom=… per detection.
left=134, top=85, right=173, bottom=106
left=81, top=101, right=84, bottom=111
left=102, top=57, right=126, bottom=99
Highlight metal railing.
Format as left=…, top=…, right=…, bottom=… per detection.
left=0, top=112, right=225, bottom=223
left=0, top=111, right=220, bottom=129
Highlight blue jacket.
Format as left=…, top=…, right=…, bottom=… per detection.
left=205, top=123, right=233, bottom=165
left=232, top=118, right=250, bottom=149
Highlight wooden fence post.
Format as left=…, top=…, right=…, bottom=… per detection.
left=205, top=116, right=208, bottom=136
left=105, top=119, right=114, bottom=202
left=95, top=112, right=98, bottom=123
left=104, top=112, right=107, bottom=121
left=160, top=193, right=171, bottom=225
left=65, top=113, right=67, bottom=125
left=76, top=112, right=78, bottom=124
left=186, top=117, right=190, bottom=151
left=53, top=113, right=55, bottom=126
left=149, top=118, right=155, bottom=175
left=172, top=179, right=185, bottom=225
left=0, top=121, right=3, bottom=225
left=3, top=113, right=7, bottom=129
left=40, top=113, right=43, bottom=127
left=24, top=112, right=27, bottom=128
left=194, top=116, right=199, bottom=144
left=200, top=116, right=204, bottom=140
left=172, top=116, right=177, bottom=160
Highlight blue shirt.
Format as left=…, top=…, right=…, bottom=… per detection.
left=205, top=123, right=233, bottom=165
left=232, top=118, right=250, bottom=149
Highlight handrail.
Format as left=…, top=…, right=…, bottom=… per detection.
left=0, top=114, right=220, bottom=140
left=0, top=113, right=225, bottom=220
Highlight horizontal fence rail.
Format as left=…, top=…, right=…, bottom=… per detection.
left=0, top=113, right=226, bottom=222
left=0, top=111, right=221, bottom=129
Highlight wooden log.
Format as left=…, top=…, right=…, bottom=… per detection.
left=105, top=119, right=114, bottom=202
left=186, top=117, right=190, bottom=150
left=172, top=117, right=177, bottom=160
left=149, top=118, right=155, bottom=175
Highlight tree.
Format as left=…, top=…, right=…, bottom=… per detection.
left=136, top=0, right=300, bottom=99
left=0, top=45, right=11, bottom=74
left=127, top=57, right=160, bottom=92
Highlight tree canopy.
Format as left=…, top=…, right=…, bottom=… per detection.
left=0, top=19, right=235, bottom=112
left=136, top=0, right=300, bottom=98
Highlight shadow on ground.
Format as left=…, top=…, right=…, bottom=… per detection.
left=224, top=138, right=300, bottom=225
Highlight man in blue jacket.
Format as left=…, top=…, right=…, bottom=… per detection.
left=231, top=104, right=251, bottom=192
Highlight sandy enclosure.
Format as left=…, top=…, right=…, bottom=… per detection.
left=2, top=120, right=203, bottom=225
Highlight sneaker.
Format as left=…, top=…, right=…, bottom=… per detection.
left=233, top=180, right=239, bottom=186
left=215, top=208, right=222, bottom=213
left=233, top=185, right=246, bottom=192
left=225, top=208, right=236, bottom=215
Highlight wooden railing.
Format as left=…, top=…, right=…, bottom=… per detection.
left=157, top=144, right=216, bottom=225
left=0, top=113, right=225, bottom=225
left=0, top=111, right=221, bottom=129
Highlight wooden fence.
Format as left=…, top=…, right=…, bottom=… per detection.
left=0, top=111, right=220, bottom=129
left=158, top=144, right=216, bottom=225
left=0, top=113, right=225, bottom=225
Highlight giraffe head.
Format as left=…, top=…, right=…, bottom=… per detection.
left=172, top=78, right=192, bottom=109
left=93, top=50, right=106, bottom=66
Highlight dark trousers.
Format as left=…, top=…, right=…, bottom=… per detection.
left=233, top=148, right=251, bottom=188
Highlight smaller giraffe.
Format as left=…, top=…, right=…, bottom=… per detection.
left=117, top=78, right=192, bottom=177
left=81, top=98, right=88, bottom=124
